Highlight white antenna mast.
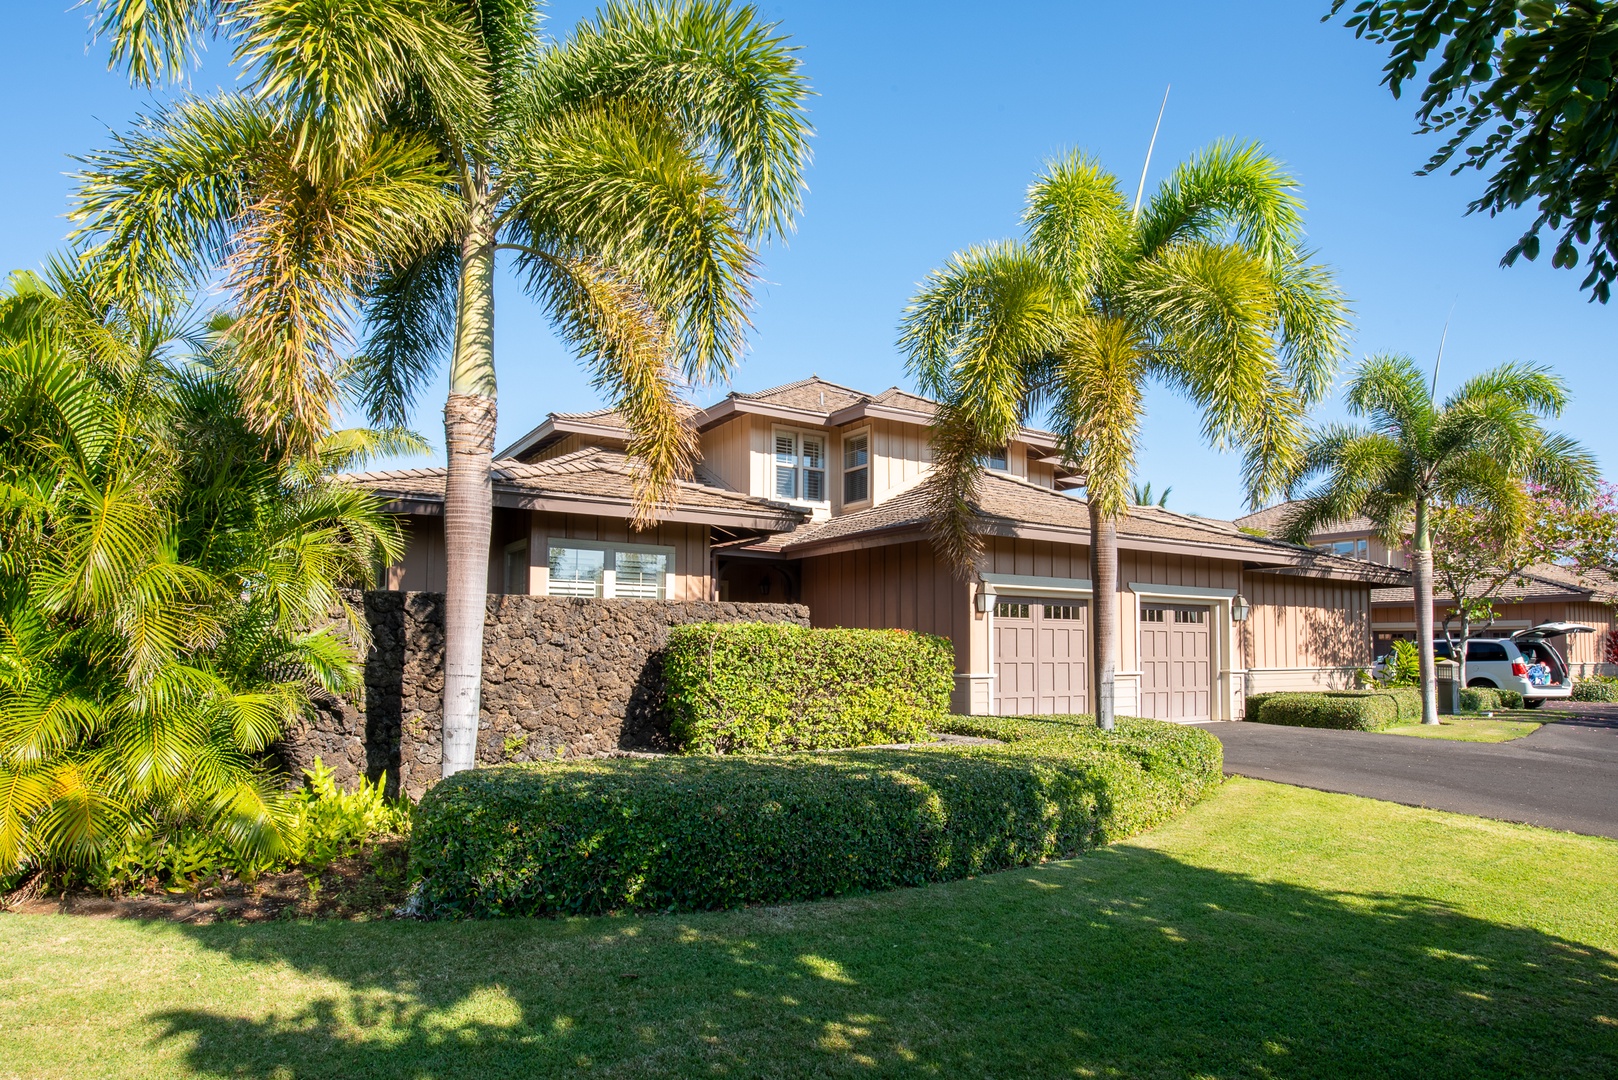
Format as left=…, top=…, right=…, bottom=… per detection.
left=1133, top=85, right=1171, bottom=221
left=1430, top=301, right=1456, bottom=399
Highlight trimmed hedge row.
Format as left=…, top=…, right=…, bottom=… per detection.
left=663, top=623, right=953, bottom=753
left=1459, top=686, right=1525, bottom=711
left=410, top=716, right=1222, bottom=918
left=1244, top=688, right=1422, bottom=731
left=1572, top=676, right=1618, bottom=702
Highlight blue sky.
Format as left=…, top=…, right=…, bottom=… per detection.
left=2, top=1, right=1612, bottom=517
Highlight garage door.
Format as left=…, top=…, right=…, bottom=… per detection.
left=1139, top=604, right=1211, bottom=720
left=993, top=599, right=1088, bottom=715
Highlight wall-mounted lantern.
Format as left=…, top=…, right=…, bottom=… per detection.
left=1231, top=594, right=1250, bottom=622
left=975, top=585, right=992, bottom=613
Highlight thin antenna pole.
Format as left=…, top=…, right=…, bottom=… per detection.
left=1430, top=301, right=1456, bottom=399
left=1133, top=85, right=1171, bottom=221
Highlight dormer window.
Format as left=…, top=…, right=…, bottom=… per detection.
left=843, top=428, right=870, bottom=504
left=774, top=428, right=827, bottom=503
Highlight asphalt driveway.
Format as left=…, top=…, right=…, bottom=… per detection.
left=1208, top=706, right=1618, bottom=839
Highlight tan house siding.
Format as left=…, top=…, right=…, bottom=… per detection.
left=1375, top=596, right=1618, bottom=674
left=385, top=515, right=447, bottom=592
left=798, top=541, right=975, bottom=707
left=527, top=512, right=712, bottom=601
left=528, top=433, right=595, bottom=462
left=1241, top=573, right=1371, bottom=693
left=861, top=417, right=932, bottom=508
left=697, top=414, right=755, bottom=495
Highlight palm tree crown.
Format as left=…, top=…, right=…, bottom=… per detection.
left=899, top=142, right=1350, bottom=729
left=74, top=0, right=813, bottom=779
left=1281, top=352, right=1598, bottom=724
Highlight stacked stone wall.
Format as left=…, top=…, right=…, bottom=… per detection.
left=285, top=593, right=809, bottom=800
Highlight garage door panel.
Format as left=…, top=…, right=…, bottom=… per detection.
left=994, top=599, right=1088, bottom=716
left=1140, top=604, right=1211, bottom=721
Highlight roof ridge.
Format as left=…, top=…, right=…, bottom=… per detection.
left=735, top=375, right=872, bottom=402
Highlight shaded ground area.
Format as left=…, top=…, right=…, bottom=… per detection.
left=1, top=779, right=1615, bottom=1079
left=1214, top=711, right=1618, bottom=838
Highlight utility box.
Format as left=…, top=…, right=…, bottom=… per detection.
left=1434, top=657, right=1458, bottom=715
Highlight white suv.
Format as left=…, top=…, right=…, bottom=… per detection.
left=1430, top=622, right=1593, bottom=707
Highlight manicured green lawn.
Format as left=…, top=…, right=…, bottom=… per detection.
left=2, top=777, right=1615, bottom=1079
left=1383, top=714, right=1544, bottom=742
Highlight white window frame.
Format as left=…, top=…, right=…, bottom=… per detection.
left=772, top=426, right=829, bottom=506
left=841, top=426, right=871, bottom=507
left=982, top=445, right=1010, bottom=472
left=540, top=537, right=676, bottom=600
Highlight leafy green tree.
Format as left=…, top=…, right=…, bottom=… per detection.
left=73, top=0, right=812, bottom=777
left=0, top=268, right=404, bottom=877
left=1331, top=0, right=1618, bottom=302
left=1281, top=353, right=1597, bottom=724
left=901, top=142, right=1350, bottom=729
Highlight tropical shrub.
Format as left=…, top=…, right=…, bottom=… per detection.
left=0, top=269, right=405, bottom=881
left=1572, top=676, right=1618, bottom=703
left=93, top=760, right=410, bottom=892
left=1380, top=639, right=1422, bottom=687
left=1245, top=689, right=1423, bottom=730
left=663, top=623, right=953, bottom=753
left=410, top=716, right=1221, bottom=918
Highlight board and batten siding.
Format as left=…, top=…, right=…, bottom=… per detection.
left=1373, top=597, right=1617, bottom=673
left=1241, top=572, right=1371, bottom=692
left=383, top=510, right=711, bottom=600
left=798, top=541, right=973, bottom=697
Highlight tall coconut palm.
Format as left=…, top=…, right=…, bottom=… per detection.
left=1280, top=353, right=1597, bottom=725
left=73, top=0, right=812, bottom=777
left=900, top=143, right=1351, bottom=729
left=0, top=268, right=405, bottom=875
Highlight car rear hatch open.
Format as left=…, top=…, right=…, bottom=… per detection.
left=1511, top=622, right=1595, bottom=642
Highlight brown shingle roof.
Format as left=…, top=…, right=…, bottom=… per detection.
left=345, top=447, right=805, bottom=528
left=1371, top=562, right=1618, bottom=605
left=775, top=472, right=1406, bottom=582
left=1234, top=499, right=1378, bottom=538
left=735, top=376, right=871, bottom=412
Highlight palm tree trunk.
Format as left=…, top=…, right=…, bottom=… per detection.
left=1413, top=498, right=1439, bottom=725
left=1090, top=500, right=1118, bottom=732
left=440, top=193, right=498, bottom=778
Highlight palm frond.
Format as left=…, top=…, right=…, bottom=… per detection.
left=1135, top=139, right=1304, bottom=265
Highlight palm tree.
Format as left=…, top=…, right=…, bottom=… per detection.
left=1131, top=481, right=1171, bottom=507
left=901, top=142, right=1350, bottom=729
left=73, top=0, right=812, bottom=777
left=1281, top=353, right=1597, bottom=725
left=0, top=268, right=404, bottom=876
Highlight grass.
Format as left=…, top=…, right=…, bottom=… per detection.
left=2, top=777, right=1615, bottom=1079
left=1383, top=713, right=1545, bottom=742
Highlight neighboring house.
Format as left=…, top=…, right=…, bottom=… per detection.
left=1236, top=502, right=1618, bottom=677
left=352, top=377, right=1406, bottom=720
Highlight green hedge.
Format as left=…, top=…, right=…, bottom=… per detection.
left=1459, top=686, right=1525, bottom=711
left=1572, top=677, right=1618, bottom=702
left=1244, top=688, right=1423, bottom=731
left=663, top=623, right=953, bottom=753
left=410, top=716, right=1222, bottom=918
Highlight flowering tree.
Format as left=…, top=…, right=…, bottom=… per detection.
left=1428, top=482, right=1618, bottom=686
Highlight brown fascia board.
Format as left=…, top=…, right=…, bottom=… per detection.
left=782, top=516, right=1394, bottom=582
left=496, top=416, right=630, bottom=459
left=1249, top=562, right=1411, bottom=585
left=694, top=395, right=833, bottom=432
left=380, top=489, right=801, bottom=531
left=1370, top=588, right=1590, bottom=607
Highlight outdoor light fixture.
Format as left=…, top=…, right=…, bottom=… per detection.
left=975, top=587, right=991, bottom=613
left=1231, top=594, right=1250, bottom=622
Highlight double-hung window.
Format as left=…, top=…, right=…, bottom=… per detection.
left=842, top=428, right=870, bottom=505
left=543, top=539, right=675, bottom=600
left=774, top=428, right=827, bottom=503
left=982, top=446, right=1009, bottom=471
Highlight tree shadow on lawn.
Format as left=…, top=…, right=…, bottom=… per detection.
left=151, top=846, right=1618, bottom=1079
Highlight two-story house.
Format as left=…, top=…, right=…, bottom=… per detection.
left=1235, top=501, right=1618, bottom=676
left=351, top=376, right=1407, bottom=720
